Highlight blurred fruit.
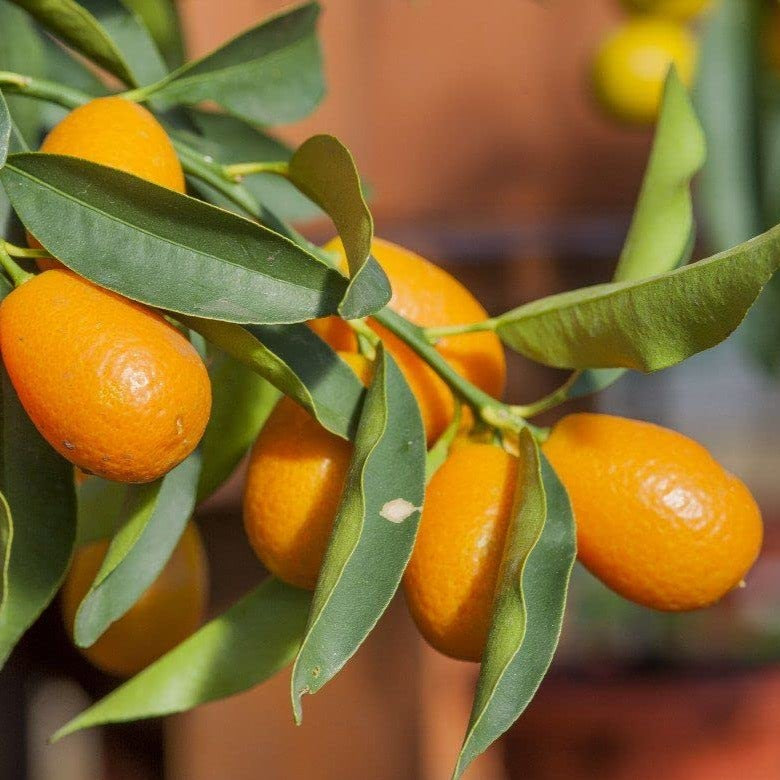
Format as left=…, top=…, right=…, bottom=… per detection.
left=543, top=413, right=763, bottom=611
left=308, top=315, right=358, bottom=352
left=620, top=0, right=712, bottom=22
left=403, top=441, right=519, bottom=661
left=319, top=238, right=506, bottom=443
left=592, top=18, right=697, bottom=124
left=0, top=269, right=211, bottom=483
left=243, top=352, right=372, bottom=590
left=30, top=96, right=185, bottom=269
left=61, top=522, right=208, bottom=677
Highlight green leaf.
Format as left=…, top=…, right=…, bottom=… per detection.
left=0, top=493, right=12, bottom=616
left=183, top=109, right=324, bottom=223
left=80, top=0, right=168, bottom=85
left=122, top=0, right=185, bottom=69
left=197, top=347, right=279, bottom=502
left=291, top=346, right=425, bottom=722
left=694, top=0, right=764, bottom=253
left=425, top=405, right=461, bottom=483
left=139, top=1, right=324, bottom=125
left=0, top=153, right=348, bottom=324
left=8, top=0, right=138, bottom=86
left=182, top=317, right=364, bottom=440
left=76, top=477, right=126, bottom=546
left=73, top=453, right=201, bottom=648
left=0, top=90, right=9, bottom=168
left=286, top=135, right=390, bottom=318
left=0, top=276, right=76, bottom=666
left=53, top=577, right=310, bottom=739
left=454, top=442, right=576, bottom=779
left=495, top=225, right=780, bottom=372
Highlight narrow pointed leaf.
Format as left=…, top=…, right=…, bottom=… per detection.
left=73, top=452, right=201, bottom=648
left=123, top=0, right=186, bottom=69
left=0, top=278, right=76, bottom=667
left=286, top=135, right=390, bottom=318
left=496, top=225, right=780, bottom=372
left=0, top=153, right=348, bottom=323
left=454, top=444, right=576, bottom=779
left=9, top=0, right=138, bottom=85
left=182, top=317, right=364, bottom=440
left=53, top=577, right=311, bottom=739
left=141, top=1, right=324, bottom=125
left=291, top=347, right=425, bottom=722
left=0, top=89, right=9, bottom=168
left=0, top=493, right=12, bottom=616
left=197, top=348, right=279, bottom=502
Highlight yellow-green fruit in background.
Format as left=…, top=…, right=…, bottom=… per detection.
left=61, top=522, right=209, bottom=677
left=592, top=18, right=697, bottom=124
left=620, top=0, right=712, bottom=22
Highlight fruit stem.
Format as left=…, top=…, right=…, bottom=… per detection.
left=0, top=71, right=90, bottom=110
left=223, top=161, right=290, bottom=181
left=510, top=372, right=581, bottom=418
left=423, top=318, right=499, bottom=341
left=3, top=241, right=52, bottom=260
left=0, top=243, right=32, bottom=286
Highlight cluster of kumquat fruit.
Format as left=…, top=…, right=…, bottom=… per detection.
left=591, top=0, right=711, bottom=124
left=0, top=90, right=762, bottom=680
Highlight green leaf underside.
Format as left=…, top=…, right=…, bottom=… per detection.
left=291, top=347, right=425, bottom=722
left=553, top=70, right=705, bottom=403
left=76, top=477, right=126, bottom=546
left=53, top=577, right=311, bottom=740
left=0, top=153, right=348, bottom=323
left=73, top=453, right=201, bottom=648
left=0, top=89, right=10, bottom=168
left=0, top=276, right=76, bottom=666
left=197, top=347, right=279, bottom=501
left=0, top=492, right=12, bottom=616
left=496, top=224, right=780, bottom=372
left=185, top=109, right=325, bottom=222
left=142, top=1, right=324, bottom=125
left=181, top=317, right=365, bottom=440
left=286, top=135, right=390, bottom=319
left=455, top=448, right=576, bottom=779
left=9, top=0, right=138, bottom=86
left=79, top=0, right=168, bottom=86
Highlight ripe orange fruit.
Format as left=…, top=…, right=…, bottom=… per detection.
left=620, top=0, right=711, bottom=22
left=543, top=414, right=763, bottom=611
left=30, top=96, right=185, bottom=270
left=403, top=441, right=519, bottom=661
left=0, top=269, right=211, bottom=483
left=61, top=522, right=208, bottom=677
left=243, top=352, right=372, bottom=589
left=318, top=238, right=506, bottom=444
left=592, top=18, right=697, bottom=124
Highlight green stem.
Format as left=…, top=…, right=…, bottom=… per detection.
left=0, top=71, right=90, bottom=110
left=3, top=241, right=51, bottom=260
left=511, top=371, right=581, bottom=418
left=0, top=244, right=32, bottom=286
left=424, top=318, right=498, bottom=342
left=224, top=161, right=290, bottom=180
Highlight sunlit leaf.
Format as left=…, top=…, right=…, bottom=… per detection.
left=0, top=90, right=9, bottom=168
left=454, top=441, right=576, bottom=778
left=291, top=347, right=425, bottom=721
left=0, top=153, right=348, bottom=323
left=53, top=577, right=310, bottom=739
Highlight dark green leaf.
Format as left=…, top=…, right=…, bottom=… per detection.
left=73, top=453, right=200, bottom=648
left=53, top=577, right=310, bottom=739
left=80, top=0, right=168, bottom=85
left=0, top=493, right=11, bottom=616
left=122, top=0, right=185, bottom=69
left=286, top=135, right=390, bottom=318
left=0, top=276, right=76, bottom=666
left=496, top=225, right=780, bottom=372
left=0, top=90, right=9, bottom=168
left=197, top=347, right=279, bottom=502
left=8, top=0, right=138, bottom=85
left=76, top=477, right=126, bottom=546
left=1, top=153, right=348, bottom=323
left=140, top=2, right=324, bottom=125
left=291, top=346, right=425, bottom=721
left=182, top=317, right=364, bottom=440
left=454, top=443, right=576, bottom=779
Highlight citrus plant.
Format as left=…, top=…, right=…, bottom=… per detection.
left=0, top=1, right=776, bottom=777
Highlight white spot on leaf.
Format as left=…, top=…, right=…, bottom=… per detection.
left=380, top=498, right=420, bottom=524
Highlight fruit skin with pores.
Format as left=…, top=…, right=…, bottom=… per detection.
left=543, top=413, right=763, bottom=611
left=0, top=269, right=211, bottom=483
left=403, top=441, right=519, bottom=662
left=312, top=238, right=506, bottom=444
left=29, top=96, right=185, bottom=270
left=243, top=352, right=372, bottom=590
left=591, top=18, right=697, bottom=125
left=620, top=0, right=711, bottom=22
left=61, top=522, right=208, bottom=677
